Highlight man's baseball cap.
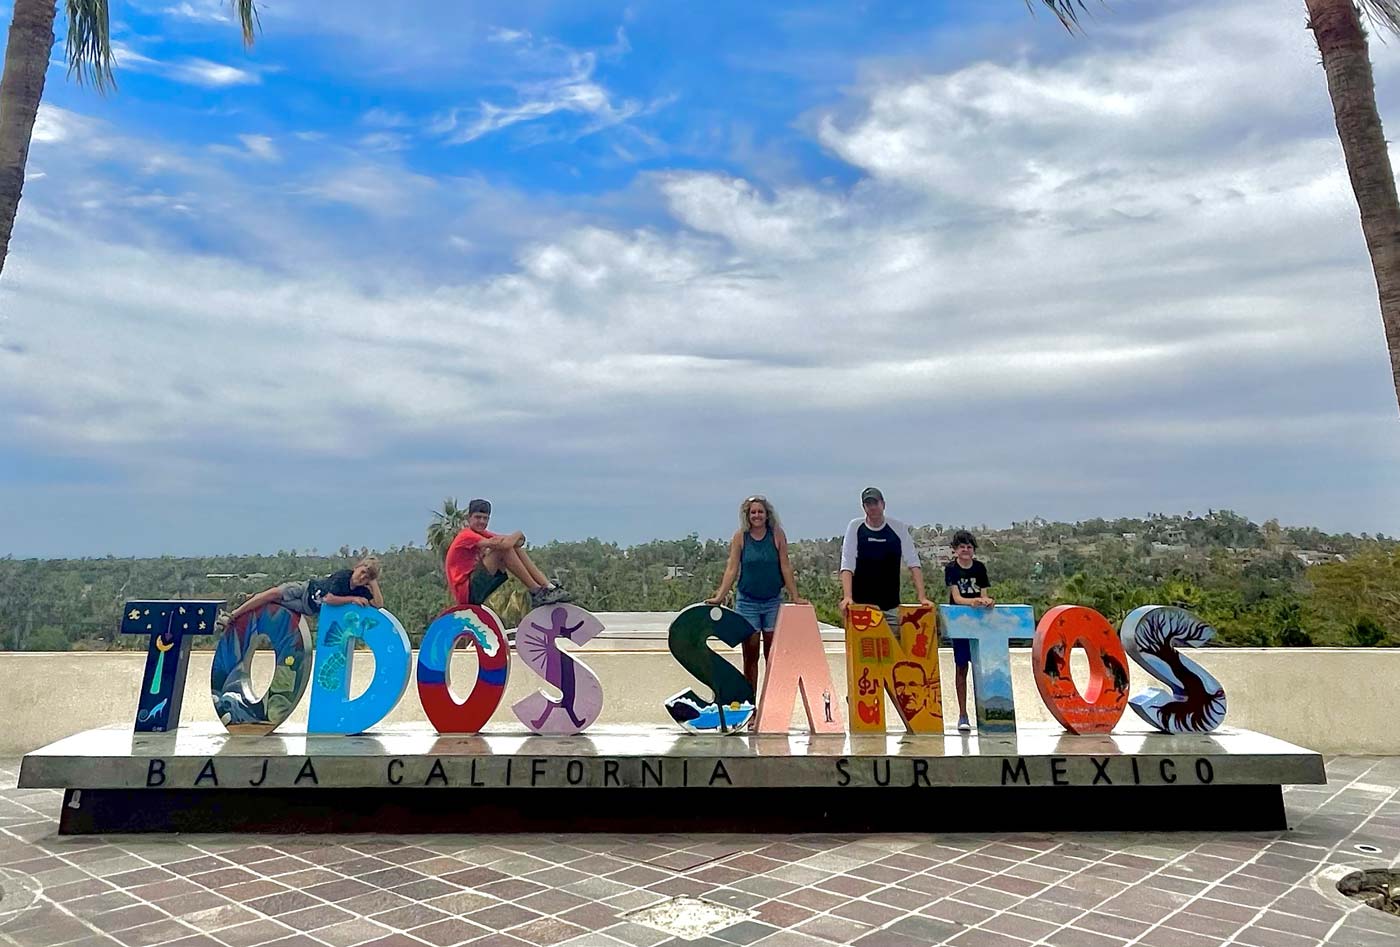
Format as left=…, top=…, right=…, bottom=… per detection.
left=467, top=498, right=492, bottom=515
left=860, top=486, right=884, bottom=504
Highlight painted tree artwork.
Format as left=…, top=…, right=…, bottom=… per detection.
left=1120, top=606, right=1227, bottom=734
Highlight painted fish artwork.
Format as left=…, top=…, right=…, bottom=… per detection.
left=308, top=603, right=412, bottom=735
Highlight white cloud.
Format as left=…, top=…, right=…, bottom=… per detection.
left=4, top=0, right=1399, bottom=554
left=433, top=32, right=649, bottom=145
left=356, top=132, right=411, bottom=152
left=172, top=58, right=259, bottom=87
left=296, top=162, right=438, bottom=216
left=162, top=1, right=230, bottom=24
left=111, top=41, right=259, bottom=88
left=361, top=108, right=411, bottom=128
left=236, top=134, right=279, bottom=161
left=29, top=105, right=94, bottom=145
left=488, top=27, right=532, bottom=45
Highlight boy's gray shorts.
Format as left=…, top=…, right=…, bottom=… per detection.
left=275, top=581, right=314, bottom=615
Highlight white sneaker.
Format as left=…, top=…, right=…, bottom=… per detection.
left=957, top=715, right=971, bottom=732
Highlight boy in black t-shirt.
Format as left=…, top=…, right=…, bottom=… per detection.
left=217, top=557, right=383, bottom=630
left=944, top=530, right=993, bottom=732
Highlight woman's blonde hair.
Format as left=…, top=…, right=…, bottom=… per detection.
left=355, top=556, right=381, bottom=581
left=739, top=495, right=781, bottom=532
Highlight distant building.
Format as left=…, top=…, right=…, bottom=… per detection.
left=1293, top=550, right=1345, bottom=567
left=917, top=544, right=953, bottom=562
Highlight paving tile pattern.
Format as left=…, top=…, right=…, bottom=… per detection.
left=1, top=758, right=1398, bottom=947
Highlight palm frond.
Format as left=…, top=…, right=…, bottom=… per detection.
left=65, top=0, right=115, bottom=93
left=1029, top=0, right=1096, bottom=34
left=231, top=0, right=260, bottom=47
left=1359, top=1, right=1400, bottom=38
left=65, top=0, right=258, bottom=95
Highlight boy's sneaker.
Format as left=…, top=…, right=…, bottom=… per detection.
left=540, top=584, right=574, bottom=605
left=957, top=715, right=971, bottom=733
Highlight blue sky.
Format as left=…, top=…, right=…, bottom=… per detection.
left=2, top=0, right=1399, bottom=557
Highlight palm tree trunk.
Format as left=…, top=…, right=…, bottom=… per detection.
left=0, top=0, right=56, bottom=281
left=1307, top=0, right=1400, bottom=414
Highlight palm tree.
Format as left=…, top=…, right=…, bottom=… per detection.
left=1303, top=1, right=1400, bottom=413
left=426, top=497, right=469, bottom=560
left=1037, top=1, right=1400, bottom=413
left=0, top=0, right=258, bottom=280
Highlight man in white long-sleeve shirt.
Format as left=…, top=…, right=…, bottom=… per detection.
left=838, top=486, right=933, bottom=628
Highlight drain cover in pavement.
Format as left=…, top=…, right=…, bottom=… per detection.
left=622, top=896, right=751, bottom=938
left=1337, top=868, right=1400, bottom=917
left=0, top=870, right=41, bottom=921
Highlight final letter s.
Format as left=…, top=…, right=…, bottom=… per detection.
left=1120, top=606, right=1226, bottom=734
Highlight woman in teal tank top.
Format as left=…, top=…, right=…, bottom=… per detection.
left=707, top=495, right=806, bottom=693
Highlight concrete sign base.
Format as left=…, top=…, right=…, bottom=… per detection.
left=21, top=723, right=1325, bottom=834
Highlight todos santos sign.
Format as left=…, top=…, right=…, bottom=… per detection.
left=119, top=598, right=1228, bottom=741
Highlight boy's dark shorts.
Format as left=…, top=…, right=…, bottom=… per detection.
left=467, top=563, right=508, bottom=605
left=951, top=638, right=971, bottom=668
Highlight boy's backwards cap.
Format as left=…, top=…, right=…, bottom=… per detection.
left=467, top=498, right=491, bottom=515
left=861, top=486, right=883, bottom=503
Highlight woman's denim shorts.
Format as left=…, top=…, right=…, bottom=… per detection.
left=735, top=591, right=782, bottom=633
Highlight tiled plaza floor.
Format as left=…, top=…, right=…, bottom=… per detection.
left=2, top=758, right=1398, bottom=947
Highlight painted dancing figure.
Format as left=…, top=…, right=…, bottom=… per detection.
left=524, top=607, right=588, bottom=730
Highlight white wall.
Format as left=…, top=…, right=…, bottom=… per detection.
left=0, top=647, right=1391, bottom=756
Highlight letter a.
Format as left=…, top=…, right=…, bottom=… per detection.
left=755, top=604, right=844, bottom=733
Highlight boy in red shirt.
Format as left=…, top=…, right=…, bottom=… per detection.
left=445, top=499, right=572, bottom=608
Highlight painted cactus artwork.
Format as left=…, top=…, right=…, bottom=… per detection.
left=308, top=603, right=412, bottom=735
left=416, top=605, right=511, bottom=734
left=1120, top=605, right=1227, bottom=734
left=1033, top=605, right=1129, bottom=734
left=663, top=604, right=755, bottom=733
left=512, top=604, right=606, bottom=735
left=210, top=603, right=312, bottom=736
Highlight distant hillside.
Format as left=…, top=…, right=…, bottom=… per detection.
left=2, top=510, right=1397, bottom=650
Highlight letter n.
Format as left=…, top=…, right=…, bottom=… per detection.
left=844, top=605, right=943, bottom=734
